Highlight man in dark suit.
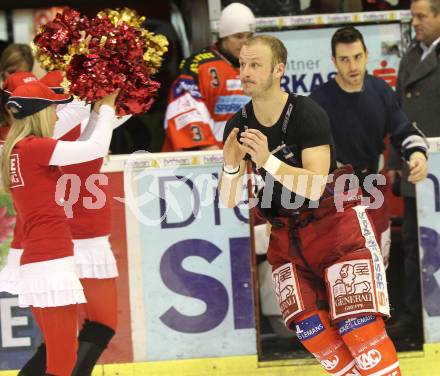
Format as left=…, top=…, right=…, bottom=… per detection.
left=388, top=0, right=440, bottom=339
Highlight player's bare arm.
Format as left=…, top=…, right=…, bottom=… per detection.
left=219, top=127, right=247, bottom=208
left=240, top=128, right=330, bottom=200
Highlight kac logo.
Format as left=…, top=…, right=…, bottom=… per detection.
left=356, top=349, right=382, bottom=370
left=321, top=355, right=339, bottom=371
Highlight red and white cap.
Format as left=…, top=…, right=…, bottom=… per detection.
left=40, top=70, right=65, bottom=94
left=1, top=71, right=38, bottom=99
left=7, top=81, right=72, bottom=119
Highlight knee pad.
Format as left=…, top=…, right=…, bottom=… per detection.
left=294, top=310, right=359, bottom=375
left=338, top=315, right=401, bottom=375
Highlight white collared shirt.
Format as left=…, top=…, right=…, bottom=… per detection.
left=420, top=36, right=440, bottom=61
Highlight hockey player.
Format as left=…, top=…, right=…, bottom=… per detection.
left=219, top=35, right=425, bottom=375
left=163, top=2, right=255, bottom=151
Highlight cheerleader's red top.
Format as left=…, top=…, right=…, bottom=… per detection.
left=59, top=125, right=111, bottom=239
left=62, top=157, right=111, bottom=239
left=10, top=137, right=73, bottom=265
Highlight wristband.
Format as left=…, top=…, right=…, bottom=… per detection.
left=223, top=164, right=240, bottom=174
left=222, top=165, right=240, bottom=180
left=263, top=154, right=282, bottom=175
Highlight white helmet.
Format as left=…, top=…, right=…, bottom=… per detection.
left=219, top=2, right=256, bottom=38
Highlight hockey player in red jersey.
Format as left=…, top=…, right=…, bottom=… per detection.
left=163, top=2, right=255, bottom=151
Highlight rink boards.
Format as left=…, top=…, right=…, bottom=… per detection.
left=0, top=148, right=439, bottom=374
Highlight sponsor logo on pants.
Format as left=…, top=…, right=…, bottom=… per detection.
left=327, top=260, right=375, bottom=317
left=355, top=206, right=390, bottom=316
left=272, top=263, right=303, bottom=324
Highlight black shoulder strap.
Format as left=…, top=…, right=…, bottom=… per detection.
left=240, top=101, right=251, bottom=132
left=282, top=94, right=298, bottom=138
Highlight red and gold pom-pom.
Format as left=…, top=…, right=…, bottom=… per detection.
left=33, top=7, right=168, bottom=116
left=33, top=8, right=90, bottom=70
left=97, top=7, right=145, bottom=28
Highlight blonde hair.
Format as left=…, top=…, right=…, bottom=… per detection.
left=1, top=106, right=54, bottom=193
left=243, top=35, right=288, bottom=69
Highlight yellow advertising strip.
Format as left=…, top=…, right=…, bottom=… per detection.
left=101, top=344, right=440, bottom=375
left=2, top=344, right=437, bottom=376
left=211, top=10, right=412, bottom=32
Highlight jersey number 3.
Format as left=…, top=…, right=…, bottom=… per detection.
left=191, top=125, right=204, bottom=141
left=209, top=68, right=220, bottom=88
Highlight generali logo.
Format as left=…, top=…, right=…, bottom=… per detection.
left=333, top=262, right=374, bottom=315
left=272, top=264, right=301, bottom=320
left=273, top=265, right=298, bottom=313
left=356, top=349, right=382, bottom=370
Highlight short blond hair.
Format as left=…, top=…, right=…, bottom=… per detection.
left=243, top=35, right=287, bottom=68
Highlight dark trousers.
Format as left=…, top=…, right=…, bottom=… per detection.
left=401, top=196, right=422, bottom=322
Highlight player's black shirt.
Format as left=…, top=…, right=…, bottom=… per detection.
left=223, top=93, right=336, bottom=211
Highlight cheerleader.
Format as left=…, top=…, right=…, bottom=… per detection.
left=0, top=71, right=89, bottom=297
left=1, top=81, right=117, bottom=376
left=0, top=72, right=38, bottom=296
left=19, top=70, right=126, bottom=376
